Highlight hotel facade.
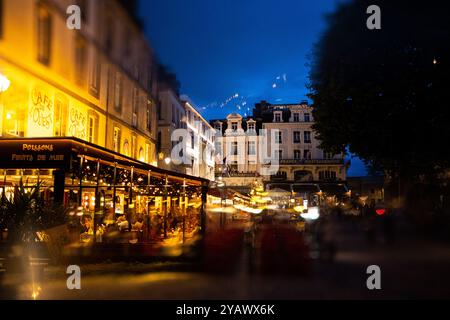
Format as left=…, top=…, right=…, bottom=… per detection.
left=0, top=0, right=207, bottom=237
left=212, top=101, right=349, bottom=196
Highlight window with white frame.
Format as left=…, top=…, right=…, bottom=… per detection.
left=304, top=113, right=311, bottom=122
left=231, top=141, right=238, bottom=155
left=277, top=149, right=283, bottom=160
left=248, top=141, right=256, bottom=155
left=304, top=131, right=311, bottom=143
left=113, top=127, right=121, bottom=152
left=274, top=112, right=282, bottom=122
left=293, top=131, right=301, bottom=143
left=88, top=115, right=95, bottom=143
left=132, top=87, right=139, bottom=127
left=303, top=149, right=311, bottom=159
left=114, top=72, right=122, bottom=112
left=276, top=131, right=282, bottom=143
left=37, top=4, right=52, bottom=66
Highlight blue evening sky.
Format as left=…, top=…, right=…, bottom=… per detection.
left=138, top=0, right=367, bottom=176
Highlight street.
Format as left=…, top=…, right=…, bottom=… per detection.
left=3, top=210, right=450, bottom=300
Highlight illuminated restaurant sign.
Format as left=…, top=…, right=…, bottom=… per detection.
left=0, top=140, right=71, bottom=168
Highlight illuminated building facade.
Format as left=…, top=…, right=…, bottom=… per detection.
left=212, top=101, right=349, bottom=195
left=0, top=0, right=158, bottom=162
left=157, top=76, right=185, bottom=174
left=0, top=0, right=207, bottom=242
left=181, top=96, right=215, bottom=181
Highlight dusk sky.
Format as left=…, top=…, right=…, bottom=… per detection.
left=138, top=0, right=367, bottom=176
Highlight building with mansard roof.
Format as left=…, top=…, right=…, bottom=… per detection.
left=211, top=101, right=349, bottom=195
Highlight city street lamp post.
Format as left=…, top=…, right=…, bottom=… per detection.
left=163, top=174, right=169, bottom=239
left=182, top=179, right=187, bottom=244
left=147, top=170, right=152, bottom=242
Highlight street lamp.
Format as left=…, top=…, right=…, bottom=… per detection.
left=0, top=74, right=10, bottom=93
left=164, top=157, right=171, bottom=165
left=0, top=73, right=10, bottom=137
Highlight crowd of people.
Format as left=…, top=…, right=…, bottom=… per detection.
left=75, top=205, right=201, bottom=244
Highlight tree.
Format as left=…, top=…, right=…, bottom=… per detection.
left=308, top=0, right=450, bottom=180
left=0, top=181, right=67, bottom=243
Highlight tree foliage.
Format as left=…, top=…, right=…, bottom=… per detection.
left=308, top=0, right=450, bottom=178
left=0, top=181, right=67, bottom=243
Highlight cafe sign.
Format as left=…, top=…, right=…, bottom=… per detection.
left=28, top=86, right=54, bottom=137
left=0, top=140, right=71, bottom=168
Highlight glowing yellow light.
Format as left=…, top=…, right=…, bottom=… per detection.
left=0, top=74, right=10, bottom=92
left=5, top=113, right=12, bottom=120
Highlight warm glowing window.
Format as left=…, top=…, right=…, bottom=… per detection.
left=88, top=116, right=94, bottom=143
left=4, top=111, right=25, bottom=137
left=131, top=134, right=137, bottom=159
left=87, top=111, right=98, bottom=144
left=75, top=35, right=87, bottom=87
left=145, top=143, right=151, bottom=162
left=132, top=87, right=139, bottom=127
left=89, top=51, right=100, bottom=97
left=54, top=94, right=68, bottom=136
left=37, top=4, right=52, bottom=65
left=114, top=72, right=122, bottom=112
left=319, top=170, right=337, bottom=180
left=0, top=0, right=3, bottom=39
left=113, top=127, right=121, bottom=152
left=146, top=101, right=152, bottom=131
left=123, top=140, right=130, bottom=157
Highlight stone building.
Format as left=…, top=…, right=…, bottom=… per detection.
left=211, top=101, right=349, bottom=194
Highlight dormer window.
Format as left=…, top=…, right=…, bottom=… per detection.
left=274, top=112, right=282, bottom=123
left=293, top=113, right=300, bottom=122
left=231, top=122, right=238, bottom=131
left=214, top=122, right=222, bottom=131
left=247, top=122, right=255, bottom=131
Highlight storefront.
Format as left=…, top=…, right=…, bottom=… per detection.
left=0, top=137, right=208, bottom=244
